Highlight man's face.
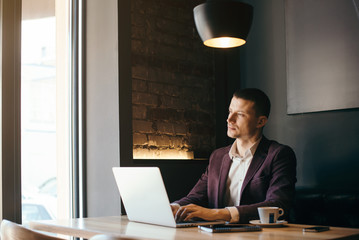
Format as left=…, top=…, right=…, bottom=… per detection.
left=227, top=97, right=266, bottom=140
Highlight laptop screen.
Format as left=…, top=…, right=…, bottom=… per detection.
left=113, top=167, right=177, bottom=227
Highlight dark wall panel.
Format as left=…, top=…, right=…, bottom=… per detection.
left=286, top=0, right=359, bottom=114
left=238, top=0, right=359, bottom=189
left=133, top=160, right=208, bottom=202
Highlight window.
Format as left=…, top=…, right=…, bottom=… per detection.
left=21, top=0, right=72, bottom=224
left=21, top=10, right=57, bottom=224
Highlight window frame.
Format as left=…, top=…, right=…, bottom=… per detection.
left=1, top=0, right=22, bottom=223
left=0, top=0, right=86, bottom=222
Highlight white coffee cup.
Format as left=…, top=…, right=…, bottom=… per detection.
left=257, top=207, right=284, bottom=224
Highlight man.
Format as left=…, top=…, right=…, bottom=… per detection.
left=171, top=88, right=297, bottom=223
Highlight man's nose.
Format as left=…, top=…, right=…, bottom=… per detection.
left=227, top=113, right=235, bottom=123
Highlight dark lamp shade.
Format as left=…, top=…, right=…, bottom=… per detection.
left=194, top=1, right=253, bottom=48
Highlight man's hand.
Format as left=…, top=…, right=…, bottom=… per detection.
left=174, top=204, right=231, bottom=222
left=170, top=204, right=180, bottom=217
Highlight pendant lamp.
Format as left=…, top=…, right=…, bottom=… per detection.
left=193, top=1, right=253, bottom=48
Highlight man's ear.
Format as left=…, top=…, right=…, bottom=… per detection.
left=257, top=116, right=268, bottom=128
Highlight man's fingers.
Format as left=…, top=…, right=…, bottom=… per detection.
left=175, top=204, right=202, bottom=222
left=175, top=207, right=185, bottom=222
left=170, top=205, right=180, bottom=217
left=174, top=204, right=217, bottom=222
left=179, top=207, right=189, bottom=222
left=176, top=206, right=193, bottom=222
left=184, top=212, right=195, bottom=222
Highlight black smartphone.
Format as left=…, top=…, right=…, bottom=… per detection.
left=199, top=224, right=262, bottom=233
left=303, top=226, right=330, bottom=232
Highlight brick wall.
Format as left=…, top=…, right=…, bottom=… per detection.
left=131, top=0, right=216, bottom=159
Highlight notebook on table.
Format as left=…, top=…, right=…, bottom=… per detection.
left=112, top=167, right=225, bottom=228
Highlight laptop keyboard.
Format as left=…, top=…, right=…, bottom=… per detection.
left=176, top=220, right=209, bottom=227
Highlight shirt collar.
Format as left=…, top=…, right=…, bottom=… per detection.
left=229, top=137, right=262, bottom=160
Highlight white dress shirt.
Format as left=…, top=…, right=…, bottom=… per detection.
left=225, top=138, right=261, bottom=222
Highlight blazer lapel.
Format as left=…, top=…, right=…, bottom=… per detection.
left=240, top=137, right=269, bottom=198
left=217, top=153, right=232, bottom=207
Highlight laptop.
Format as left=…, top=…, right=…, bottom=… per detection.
left=112, top=167, right=226, bottom=228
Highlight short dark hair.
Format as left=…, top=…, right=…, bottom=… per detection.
left=233, top=88, right=271, bottom=118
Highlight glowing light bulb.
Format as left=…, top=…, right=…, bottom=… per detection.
left=204, top=37, right=246, bottom=48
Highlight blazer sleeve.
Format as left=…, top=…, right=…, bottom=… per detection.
left=236, top=144, right=297, bottom=223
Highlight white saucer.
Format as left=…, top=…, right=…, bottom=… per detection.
left=249, top=220, right=288, bottom=227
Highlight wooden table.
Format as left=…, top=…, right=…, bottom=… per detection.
left=29, top=216, right=359, bottom=240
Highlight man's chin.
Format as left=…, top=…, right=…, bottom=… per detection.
left=227, top=131, right=236, bottom=139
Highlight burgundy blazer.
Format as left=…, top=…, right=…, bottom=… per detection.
left=174, top=136, right=297, bottom=223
